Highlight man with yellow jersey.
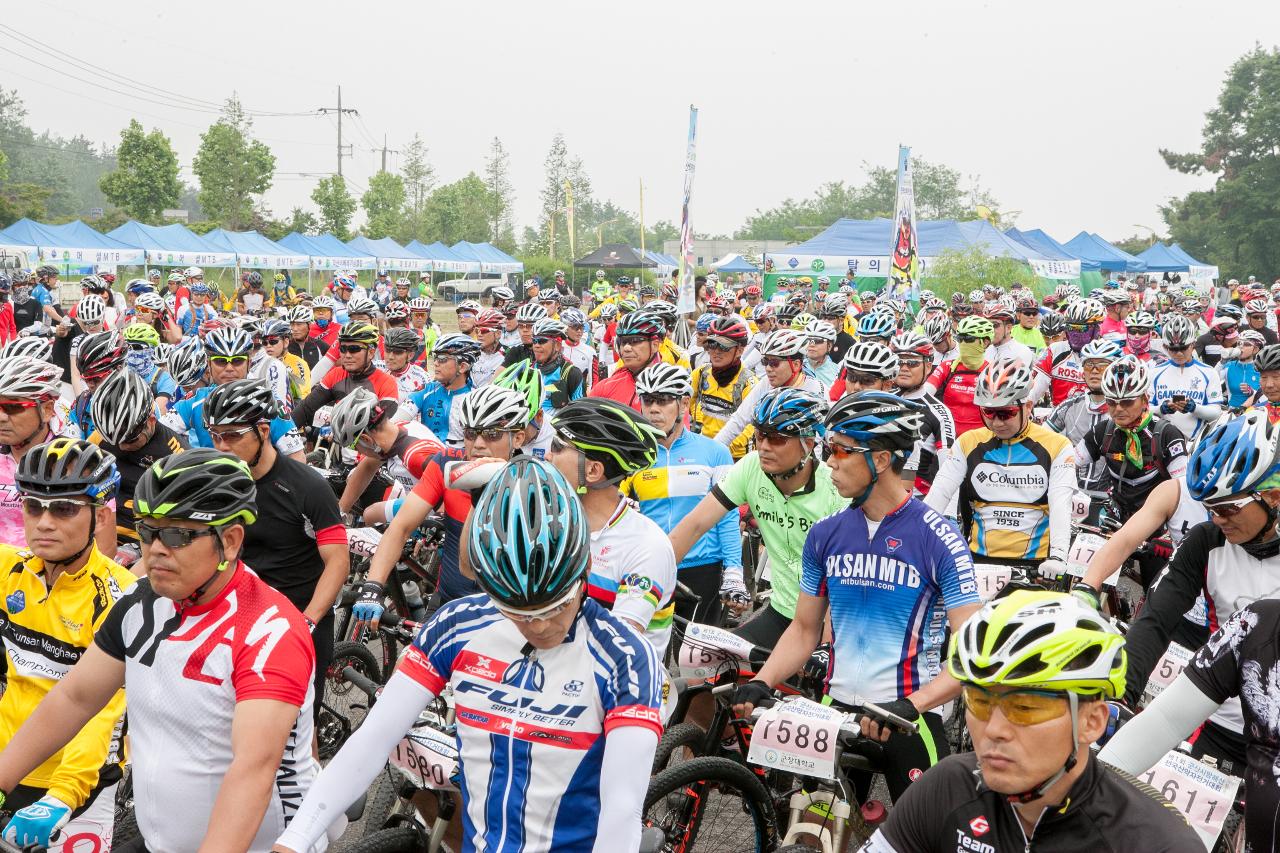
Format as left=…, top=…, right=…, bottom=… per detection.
left=689, top=316, right=756, bottom=459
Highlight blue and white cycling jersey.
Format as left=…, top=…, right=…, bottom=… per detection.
left=801, top=498, right=979, bottom=704
left=399, top=595, right=663, bottom=853
left=172, top=385, right=305, bottom=456
left=1149, top=358, right=1225, bottom=439
left=176, top=302, right=217, bottom=336
left=409, top=380, right=472, bottom=446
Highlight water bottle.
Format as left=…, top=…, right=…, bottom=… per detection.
left=402, top=580, right=428, bottom=622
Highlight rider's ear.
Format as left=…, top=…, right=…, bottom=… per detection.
left=1258, top=488, right=1280, bottom=509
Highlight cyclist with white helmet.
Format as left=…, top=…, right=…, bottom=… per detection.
left=502, top=301, right=547, bottom=368
left=469, top=308, right=506, bottom=388
left=176, top=282, right=218, bottom=337
left=407, top=296, right=440, bottom=356
left=1030, top=297, right=1104, bottom=406
left=892, top=332, right=955, bottom=496
left=1121, top=310, right=1163, bottom=362
left=260, top=318, right=310, bottom=403
left=983, top=303, right=1035, bottom=366
left=829, top=340, right=901, bottom=399
left=818, top=293, right=856, bottom=362
left=309, top=295, right=340, bottom=349
left=403, top=332, right=478, bottom=445
left=925, top=315, right=993, bottom=437
left=1097, top=288, right=1133, bottom=341
left=714, top=329, right=824, bottom=450
left=864, top=591, right=1199, bottom=852
left=802, top=318, right=840, bottom=387
left=0, top=357, right=75, bottom=548
left=1243, top=296, right=1278, bottom=345
left=1250, top=343, right=1280, bottom=421
left=379, top=326, right=430, bottom=400
left=559, top=308, right=596, bottom=390
left=926, top=359, right=1077, bottom=575
left=1045, top=337, right=1123, bottom=497
left=922, top=313, right=956, bottom=366
left=1149, top=313, right=1224, bottom=439
left=1221, top=329, right=1265, bottom=410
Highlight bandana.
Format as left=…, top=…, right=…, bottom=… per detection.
left=125, top=348, right=155, bottom=378
left=1119, top=411, right=1152, bottom=469
left=958, top=340, right=987, bottom=370
left=1066, top=328, right=1098, bottom=353
left=1125, top=332, right=1151, bottom=355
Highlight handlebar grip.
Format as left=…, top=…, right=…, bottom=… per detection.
left=859, top=701, right=919, bottom=736
left=341, top=666, right=381, bottom=703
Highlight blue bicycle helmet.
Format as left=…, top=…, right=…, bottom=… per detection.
left=857, top=311, right=896, bottom=340
left=203, top=326, right=253, bottom=358
left=468, top=457, right=590, bottom=609
left=1187, top=409, right=1280, bottom=503
left=752, top=388, right=827, bottom=437
left=1079, top=338, right=1124, bottom=362
left=695, top=313, right=715, bottom=333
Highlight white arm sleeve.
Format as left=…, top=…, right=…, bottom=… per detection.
left=1097, top=675, right=1222, bottom=776
left=1029, top=369, right=1052, bottom=405
left=1047, top=444, right=1078, bottom=559
left=923, top=442, right=966, bottom=514
left=590, top=725, right=659, bottom=853
left=275, top=671, right=436, bottom=853
left=714, top=381, right=763, bottom=447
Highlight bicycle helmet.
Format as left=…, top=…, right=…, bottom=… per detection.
left=135, top=292, right=165, bottom=313
left=244, top=271, right=263, bottom=288
left=752, top=304, right=776, bottom=322
left=329, top=388, right=389, bottom=448
left=1186, top=409, right=1280, bottom=502
left=494, top=360, right=545, bottom=412
left=891, top=331, right=934, bottom=358
left=985, top=303, right=1016, bottom=323
left=468, top=457, right=590, bottom=609
left=636, top=363, right=693, bottom=397
left=615, top=297, right=640, bottom=315
left=1160, top=314, right=1196, bottom=349
left=973, top=359, right=1034, bottom=407
left=15, top=438, right=118, bottom=503
left=560, top=308, right=586, bottom=329
left=1217, top=304, right=1244, bottom=323
left=382, top=327, right=420, bottom=353
left=384, top=301, right=409, bottom=322
left=598, top=303, right=619, bottom=321
left=260, top=319, right=289, bottom=340
left=1100, top=355, right=1150, bottom=399
left=1078, top=338, right=1123, bottom=362
left=550, top=398, right=663, bottom=485
left=134, top=448, right=256, bottom=528
left=645, top=301, right=679, bottom=329
left=76, top=331, right=127, bottom=381
left=825, top=390, right=923, bottom=454
left=956, top=316, right=995, bottom=340
left=803, top=319, right=837, bottom=343
left=1256, top=344, right=1280, bottom=373
left=516, top=302, right=548, bottom=324
left=752, top=388, right=826, bottom=437
left=204, top=326, right=253, bottom=358
left=820, top=294, right=849, bottom=317
left=0, top=356, right=62, bottom=401
left=122, top=323, right=160, bottom=349
left=167, top=342, right=208, bottom=388
left=346, top=295, right=379, bottom=317
left=707, top=316, right=749, bottom=346
left=1125, top=311, right=1156, bottom=332
left=531, top=318, right=567, bottom=340
left=472, top=308, right=504, bottom=333
left=490, top=286, right=515, bottom=304
left=922, top=314, right=952, bottom=344
left=91, top=369, right=155, bottom=446
left=540, top=290, right=563, bottom=304
left=35, top=265, right=57, bottom=281
left=165, top=272, right=185, bottom=285
left=457, top=385, right=532, bottom=431
left=616, top=312, right=663, bottom=339
left=1177, top=297, right=1203, bottom=314
left=312, top=295, right=337, bottom=311
left=790, top=312, right=817, bottom=331
left=1039, top=312, right=1066, bottom=337
left=456, top=299, right=482, bottom=315
left=857, top=311, right=896, bottom=340
left=759, top=329, right=806, bottom=359
left=1, top=337, right=52, bottom=362
left=77, top=295, right=106, bottom=325
left=432, top=332, right=481, bottom=365
left=843, top=341, right=900, bottom=379
left=1245, top=298, right=1270, bottom=315
left=967, top=288, right=985, bottom=304
left=1241, top=330, right=1268, bottom=349
left=205, top=378, right=279, bottom=426
left=1097, top=289, right=1130, bottom=306
left=337, top=322, right=379, bottom=348
left=1062, top=298, right=1104, bottom=325
left=408, top=297, right=432, bottom=312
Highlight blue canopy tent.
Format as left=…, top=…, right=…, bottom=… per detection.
left=1005, top=227, right=1101, bottom=291
left=403, top=240, right=474, bottom=274
left=456, top=242, right=523, bottom=273
left=203, top=229, right=309, bottom=269
left=1062, top=232, right=1147, bottom=275
left=288, top=233, right=377, bottom=271
left=643, top=250, right=678, bottom=277
left=0, top=218, right=146, bottom=267
left=346, top=236, right=427, bottom=273
left=711, top=254, right=759, bottom=274
left=1136, top=242, right=1219, bottom=284
left=109, top=221, right=236, bottom=268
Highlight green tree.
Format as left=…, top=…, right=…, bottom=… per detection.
left=311, top=175, right=357, bottom=239
left=362, top=170, right=406, bottom=239
left=99, top=119, right=181, bottom=222
left=398, top=134, right=436, bottom=241
left=283, top=206, right=318, bottom=235
left=422, top=173, right=499, bottom=244
left=924, top=246, right=1037, bottom=303
left=192, top=97, right=275, bottom=229
left=484, top=137, right=516, bottom=252
left=1161, top=45, right=1280, bottom=280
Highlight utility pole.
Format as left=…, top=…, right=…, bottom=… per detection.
left=380, top=134, right=400, bottom=173
left=317, top=85, right=358, bottom=177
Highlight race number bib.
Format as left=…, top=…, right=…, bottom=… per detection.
left=348, top=527, right=382, bottom=559
left=747, top=698, right=844, bottom=780
left=1065, top=532, right=1106, bottom=578
left=1142, top=643, right=1194, bottom=706
left=972, top=564, right=1011, bottom=602
left=390, top=726, right=460, bottom=792
left=1140, top=750, right=1241, bottom=850
left=678, top=623, right=755, bottom=682
left=1070, top=490, right=1090, bottom=522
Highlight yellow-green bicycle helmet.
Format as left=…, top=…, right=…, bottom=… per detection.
left=955, top=315, right=995, bottom=340
left=122, top=322, right=161, bottom=349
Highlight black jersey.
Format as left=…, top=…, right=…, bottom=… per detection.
left=861, top=751, right=1198, bottom=852
left=94, top=423, right=187, bottom=540
left=1078, top=416, right=1188, bottom=519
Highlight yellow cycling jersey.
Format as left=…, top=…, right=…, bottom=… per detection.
left=0, top=544, right=135, bottom=807
left=281, top=351, right=312, bottom=401
left=689, top=363, right=756, bottom=459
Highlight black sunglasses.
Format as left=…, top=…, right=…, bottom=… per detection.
left=136, top=521, right=219, bottom=549
left=339, top=344, right=368, bottom=354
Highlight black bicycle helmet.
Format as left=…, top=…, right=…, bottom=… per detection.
left=168, top=342, right=209, bottom=388
left=433, top=333, right=482, bottom=365
left=1257, top=344, right=1280, bottom=373
left=549, top=398, right=663, bottom=484
left=383, top=327, right=420, bottom=353
left=91, top=369, right=155, bottom=446
left=204, top=379, right=279, bottom=426
left=1039, top=311, right=1066, bottom=337
left=15, top=437, right=119, bottom=503
left=825, top=391, right=923, bottom=454
left=615, top=312, right=663, bottom=339
left=134, top=448, right=257, bottom=527
left=245, top=271, right=263, bottom=287
left=76, top=331, right=127, bottom=381
left=468, top=457, right=590, bottom=609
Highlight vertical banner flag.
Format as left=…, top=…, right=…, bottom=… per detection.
left=564, top=179, right=575, bottom=265
left=888, top=145, right=920, bottom=304
left=677, top=105, right=699, bottom=315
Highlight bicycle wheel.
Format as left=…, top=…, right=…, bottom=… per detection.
left=320, top=641, right=382, bottom=760
left=652, top=721, right=707, bottom=773
left=644, top=756, right=778, bottom=853
left=343, top=824, right=428, bottom=853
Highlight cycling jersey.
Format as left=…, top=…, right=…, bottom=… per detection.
left=688, top=362, right=756, bottom=460
left=1220, top=358, right=1259, bottom=408
left=410, top=448, right=481, bottom=603
left=308, top=320, right=339, bottom=350
left=712, top=452, right=845, bottom=620
left=408, top=380, right=472, bottom=446
left=1148, top=358, right=1224, bottom=439
left=926, top=422, right=1076, bottom=563
left=621, top=428, right=739, bottom=572
left=250, top=352, right=291, bottom=409
left=1044, top=393, right=1110, bottom=494
left=562, top=341, right=596, bottom=390
left=0, top=545, right=134, bottom=809
left=801, top=498, right=978, bottom=703
left=589, top=365, right=644, bottom=411
left=861, top=752, right=1199, bottom=852
left=471, top=349, right=505, bottom=388
left=899, top=386, right=954, bottom=496
left=1031, top=342, right=1087, bottom=406
left=0, top=427, right=62, bottom=547
left=375, top=421, right=443, bottom=491
left=288, top=337, right=323, bottom=370
left=926, top=360, right=985, bottom=437
left=1076, top=415, right=1188, bottom=519
left=807, top=357, right=839, bottom=388
left=586, top=496, right=678, bottom=659
left=92, top=423, right=187, bottom=541
left=714, top=375, right=825, bottom=451
left=176, top=301, right=217, bottom=336
left=94, top=561, right=317, bottom=853
left=984, top=338, right=1035, bottom=367
left=1010, top=323, right=1046, bottom=352
left=377, top=362, right=428, bottom=401
left=279, top=351, right=311, bottom=403
left=388, top=596, right=663, bottom=853
left=173, top=385, right=306, bottom=457
left=537, top=358, right=585, bottom=412
left=290, top=366, right=399, bottom=430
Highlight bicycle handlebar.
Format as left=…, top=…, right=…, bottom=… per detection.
left=749, top=695, right=919, bottom=737
left=341, top=666, right=382, bottom=705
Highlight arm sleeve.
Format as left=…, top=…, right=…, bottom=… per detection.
left=923, top=441, right=966, bottom=514
left=1122, top=525, right=1215, bottom=707
left=1162, top=426, right=1189, bottom=481
left=275, top=670, right=435, bottom=853
left=590, top=726, right=659, bottom=853
left=1196, top=366, right=1224, bottom=420
left=612, top=540, right=677, bottom=636
left=714, top=502, right=741, bottom=571
left=1098, top=674, right=1221, bottom=776
left=712, top=456, right=751, bottom=509
left=1047, top=442, right=1078, bottom=559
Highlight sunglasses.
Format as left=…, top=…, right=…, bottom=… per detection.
left=1105, top=396, right=1145, bottom=408
left=616, top=335, right=652, bottom=348
left=21, top=496, right=90, bottom=519
left=1018, top=309, right=1039, bottom=317
left=127, top=342, right=151, bottom=351
left=263, top=336, right=284, bottom=346
left=463, top=427, right=516, bottom=442
left=1066, top=323, right=1096, bottom=332
left=0, top=400, right=38, bottom=416
left=824, top=440, right=868, bottom=459
left=956, top=335, right=988, bottom=344
left=761, top=357, right=797, bottom=369
left=517, top=322, right=535, bottom=330
left=209, top=425, right=258, bottom=444
left=704, top=340, right=738, bottom=352
left=1205, top=494, right=1258, bottom=518
left=848, top=372, right=886, bottom=386
left=962, top=684, right=1072, bottom=727
left=549, top=435, right=576, bottom=455
left=980, top=406, right=1021, bottom=421
left=897, top=357, right=926, bottom=367
left=339, top=345, right=369, bottom=355
left=753, top=429, right=793, bottom=447
left=209, top=355, right=249, bottom=366
left=640, top=394, right=680, bottom=406
left=1166, top=344, right=1193, bottom=352
left=136, top=520, right=219, bottom=549
left=532, top=336, right=561, bottom=345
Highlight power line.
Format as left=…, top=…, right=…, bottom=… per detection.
left=317, top=87, right=358, bottom=177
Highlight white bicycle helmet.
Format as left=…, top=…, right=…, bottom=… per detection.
left=77, top=295, right=106, bottom=325
left=408, top=297, right=432, bottom=312
left=803, top=319, right=837, bottom=343
left=1161, top=314, right=1196, bottom=348
left=457, top=384, right=531, bottom=430
left=516, top=302, right=548, bottom=324
left=456, top=299, right=482, bottom=314
left=1079, top=338, right=1123, bottom=362
left=1245, top=298, right=1270, bottom=315
left=1062, top=298, right=1104, bottom=325
left=1, top=337, right=52, bottom=362
left=490, top=286, right=515, bottom=303
left=531, top=318, right=567, bottom=339
left=135, top=292, right=165, bottom=312
left=287, top=305, right=314, bottom=324
left=346, top=295, right=379, bottom=316
left=90, top=369, right=154, bottom=446
left=312, top=295, right=337, bottom=311
left=1101, top=355, right=1150, bottom=399
left=1125, top=311, right=1156, bottom=332
left=636, top=363, right=693, bottom=397
left=0, top=356, right=61, bottom=400
left=973, top=358, right=1034, bottom=407
left=843, top=341, right=901, bottom=379
left=922, top=314, right=952, bottom=344
left=167, top=342, right=208, bottom=388
left=759, top=329, right=806, bottom=359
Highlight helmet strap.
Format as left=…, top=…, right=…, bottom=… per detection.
left=183, top=533, right=231, bottom=609
left=767, top=438, right=814, bottom=483
left=43, top=503, right=98, bottom=573
left=1002, top=692, right=1082, bottom=805
left=848, top=450, right=881, bottom=510
left=1241, top=496, right=1280, bottom=558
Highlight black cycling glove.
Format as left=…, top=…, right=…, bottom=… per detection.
left=732, top=679, right=773, bottom=710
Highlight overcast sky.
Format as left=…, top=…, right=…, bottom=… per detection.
left=5, top=0, right=1278, bottom=244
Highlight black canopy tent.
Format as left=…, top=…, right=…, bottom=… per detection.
left=571, top=243, right=656, bottom=293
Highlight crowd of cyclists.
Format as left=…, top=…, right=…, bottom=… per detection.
left=0, top=259, right=1278, bottom=851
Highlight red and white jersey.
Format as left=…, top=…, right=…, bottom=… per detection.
left=1032, top=341, right=1087, bottom=406
left=95, top=562, right=318, bottom=853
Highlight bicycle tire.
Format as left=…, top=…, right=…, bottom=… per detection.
left=363, top=765, right=410, bottom=833
left=652, top=721, right=708, bottom=772
left=644, top=756, right=778, bottom=853
left=320, top=641, right=382, bottom=760
left=342, top=824, right=427, bottom=853
left=1211, top=807, right=1246, bottom=853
